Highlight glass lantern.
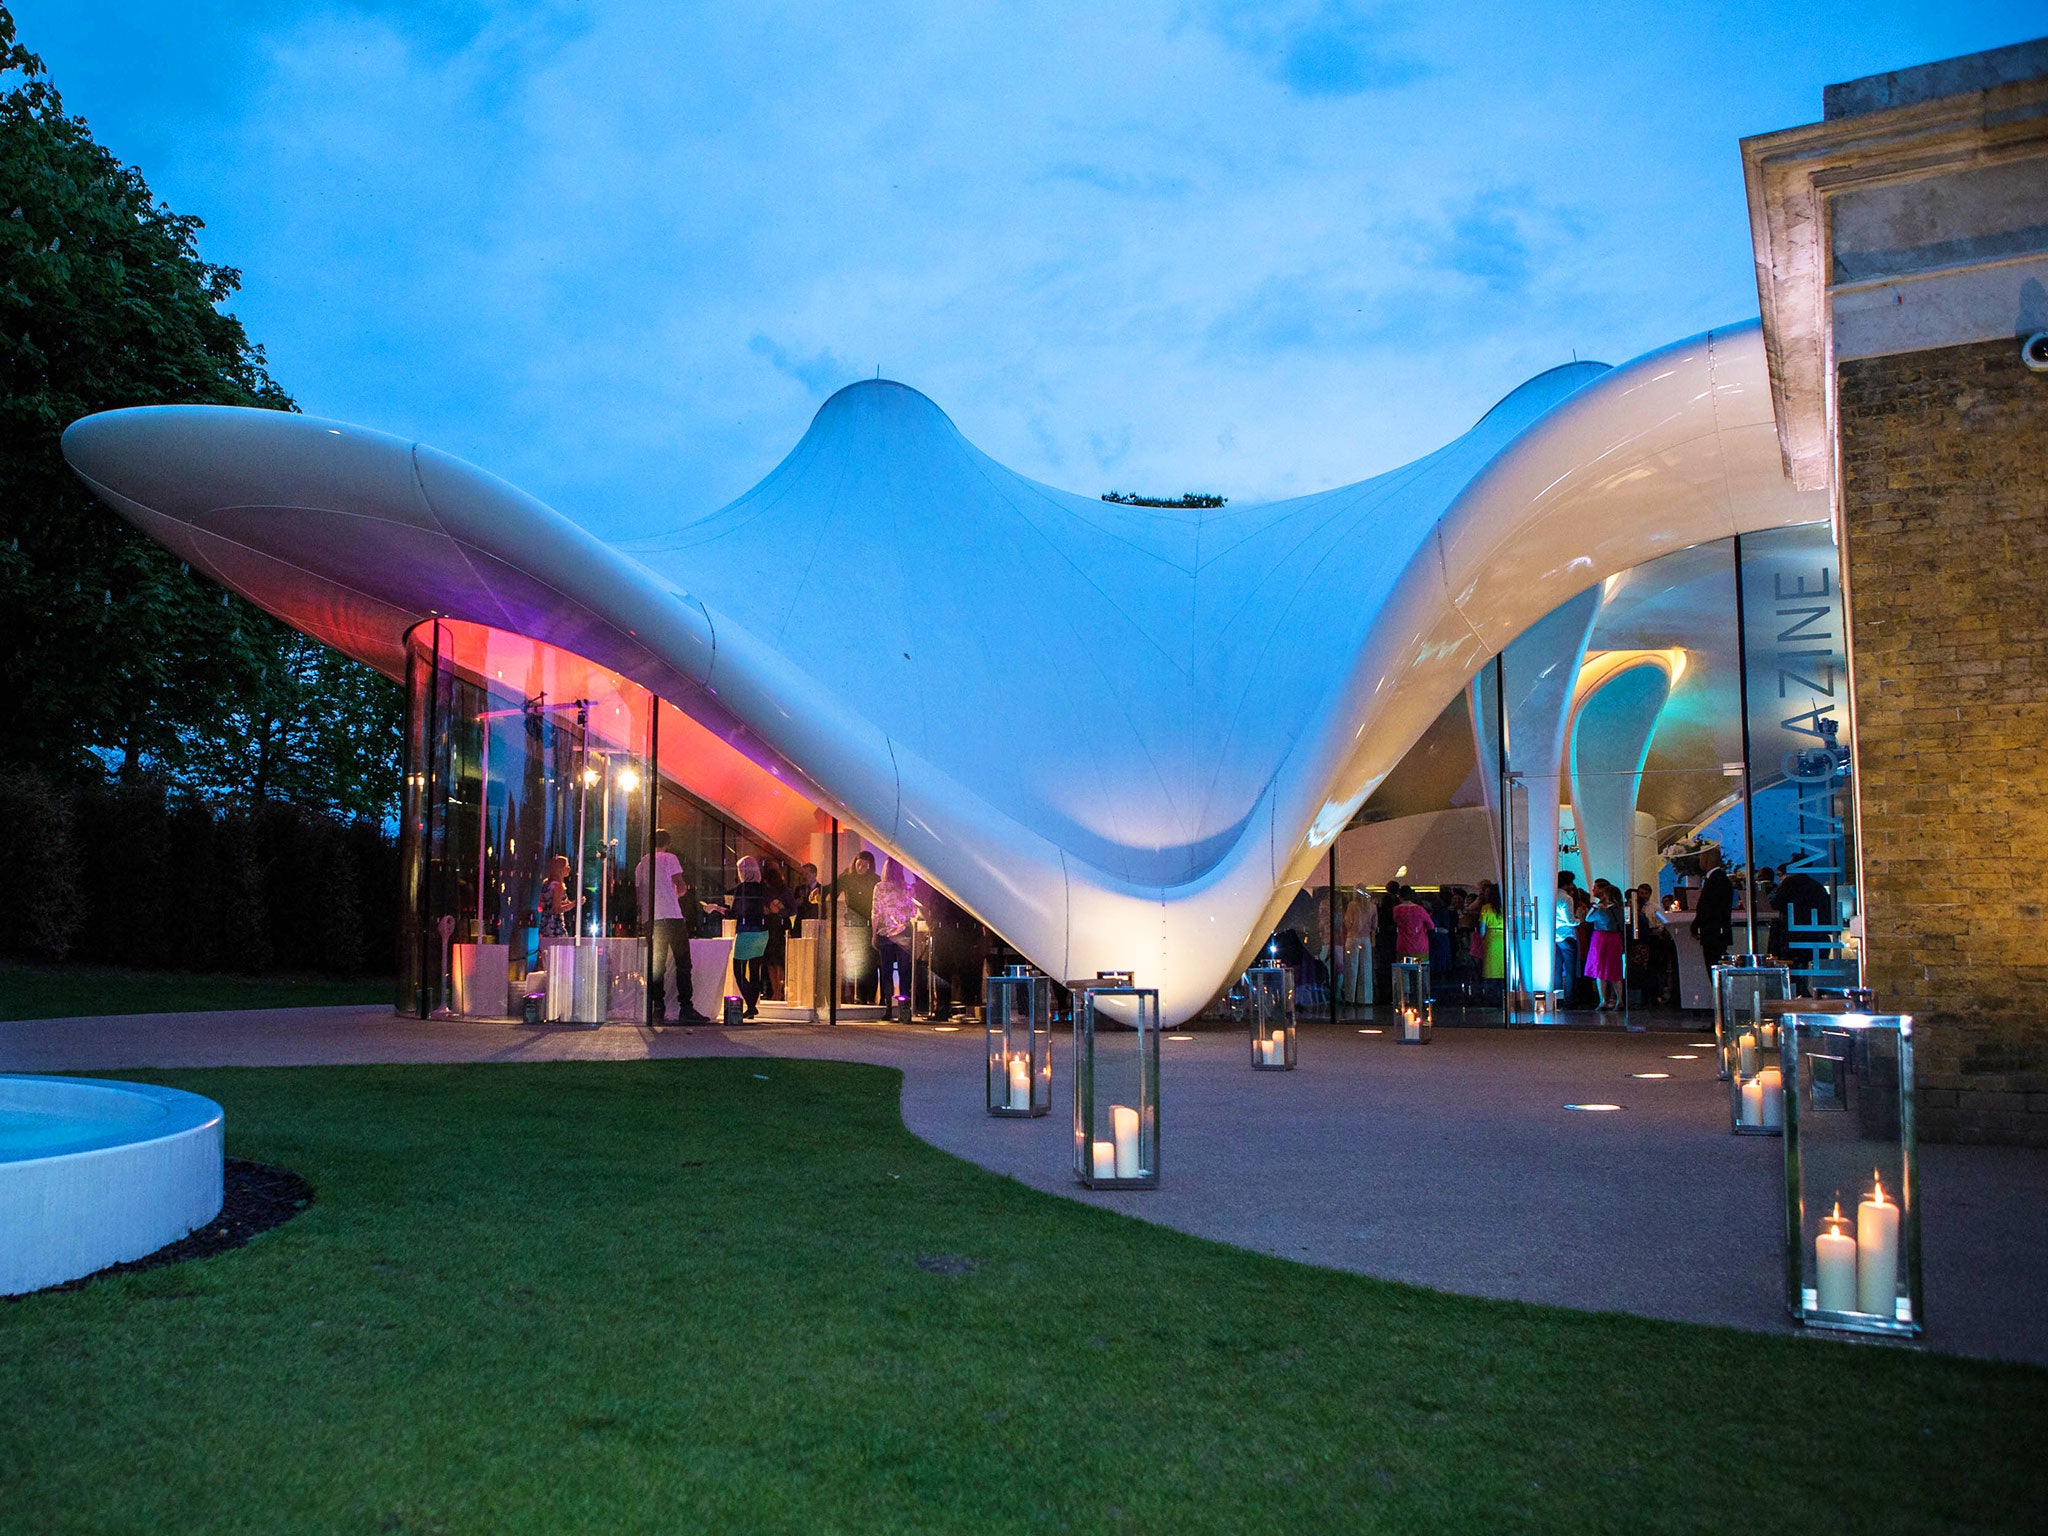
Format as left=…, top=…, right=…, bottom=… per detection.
left=1073, top=985, right=1159, bottom=1190
left=1783, top=1012, right=1922, bottom=1338
left=1389, top=959, right=1432, bottom=1044
left=1714, top=958, right=1791, bottom=1084
left=985, top=965, right=1052, bottom=1117
left=1245, top=965, right=1296, bottom=1070
left=1726, top=997, right=1788, bottom=1135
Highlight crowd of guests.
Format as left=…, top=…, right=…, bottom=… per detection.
left=1284, top=870, right=1717, bottom=1014
left=1281, top=882, right=1508, bottom=1008
left=1550, top=869, right=1680, bottom=1012
left=612, top=841, right=995, bottom=1023
left=618, top=833, right=830, bottom=1022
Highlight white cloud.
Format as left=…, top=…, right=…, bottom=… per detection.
left=21, top=0, right=2038, bottom=532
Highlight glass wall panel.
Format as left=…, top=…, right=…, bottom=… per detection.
left=1494, top=540, right=1755, bottom=1020
left=397, top=627, right=436, bottom=1016
left=404, top=620, right=653, bottom=1023
left=400, top=621, right=1009, bottom=1028
left=652, top=696, right=786, bottom=1020
left=1736, top=524, right=1861, bottom=994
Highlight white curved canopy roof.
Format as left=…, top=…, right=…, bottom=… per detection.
left=63, top=321, right=1823, bottom=1023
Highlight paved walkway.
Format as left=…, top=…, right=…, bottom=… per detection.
left=6, top=1006, right=2044, bottom=1366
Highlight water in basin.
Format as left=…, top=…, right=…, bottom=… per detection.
left=0, top=1078, right=171, bottom=1163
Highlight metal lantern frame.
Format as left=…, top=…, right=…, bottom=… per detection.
left=1245, top=964, right=1296, bottom=1070
left=1072, top=984, right=1160, bottom=1190
left=1713, top=957, right=1790, bottom=1083
left=1782, top=1012, right=1922, bottom=1338
left=985, top=966, right=1053, bottom=1118
left=1727, top=994, right=1795, bottom=1136
left=1389, top=959, right=1433, bottom=1044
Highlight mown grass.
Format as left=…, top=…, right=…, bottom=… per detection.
left=0, top=963, right=390, bottom=1021
left=2, top=1059, right=2042, bottom=1534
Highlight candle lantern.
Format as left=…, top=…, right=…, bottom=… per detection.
left=1726, top=991, right=1797, bottom=1136
left=1713, top=958, right=1790, bottom=1083
left=1073, top=984, right=1159, bottom=1189
left=1783, top=1012, right=1921, bottom=1337
left=1389, top=959, right=1432, bottom=1044
left=1245, top=965, right=1296, bottom=1070
left=985, top=965, right=1052, bottom=1117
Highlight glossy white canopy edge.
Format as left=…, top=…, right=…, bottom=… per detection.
left=63, top=321, right=1823, bottom=1024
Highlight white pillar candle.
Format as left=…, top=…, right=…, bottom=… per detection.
left=1758, top=1066, right=1783, bottom=1130
left=1737, top=1031, right=1758, bottom=1078
left=1740, top=1076, right=1763, bottom=1127
left=1008, top=1054, right=1031, bottom=1110
left=1816, top=1203, right=1858, bottom=1313
left=1091, top=1140, right=1116, bottom=1180
left=1857, top=1172, right=1901, bottom=1317
left=1110, top=1104, right=1140, bottom=1178
left=1402, top=1010, right=1420, bottom=1042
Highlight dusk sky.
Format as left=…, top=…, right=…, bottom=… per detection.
left=19, top=1, right=2042, bottom=538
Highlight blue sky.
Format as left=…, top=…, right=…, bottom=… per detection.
left=19, top=1, right=2042, bottom=537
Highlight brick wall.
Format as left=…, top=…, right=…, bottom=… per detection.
left=1840, top=336, right=2048, bottom=1145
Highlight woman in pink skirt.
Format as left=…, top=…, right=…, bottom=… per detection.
left=1583, top=879, right=1627, bottom=1011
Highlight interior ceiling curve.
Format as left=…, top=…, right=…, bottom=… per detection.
left=61, top=320, right=1825, bottom=1024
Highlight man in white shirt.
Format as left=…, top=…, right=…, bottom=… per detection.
left=637, top=830, right=704, bottom=1024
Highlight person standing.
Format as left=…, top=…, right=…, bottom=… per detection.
left=1585, top=880, right=1626, bottom=1011
left=721, top=856, right=773, bottom=1019
left=870, top=860, right=914, bottom=1010
left=1768, top=866, right=1835, bottom=985
left=837, top=850, right=881, bottom=1003
left=1475, top=881, right=1506, bottom=1004
left=636, top=830, right=704, bottom=1025
left=1695, top=848, right=1735, bottom=971
left=537, top=854, right=574, bottom=941
left=1391, top=885, right=1433, bottom=962
left=762, top=860, right=791, bottom=1002
left=1554, top=872, right=1582, bottom=1006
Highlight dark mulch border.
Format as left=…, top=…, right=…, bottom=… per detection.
left=10, top=1158, right=313, bottom=1300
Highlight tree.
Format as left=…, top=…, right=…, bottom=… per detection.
left=0, top=4, right=400, bottom=820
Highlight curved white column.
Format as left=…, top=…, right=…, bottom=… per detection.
left=1471, top=586, right=1602, bottom=995
left=63, top=323, right=1824, bottom=1024
left=1569, top=660, right=1675, bottom=898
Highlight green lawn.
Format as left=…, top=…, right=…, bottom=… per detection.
left=2, top=1061, right=2042, bottom=1534
left=0, top=964, right=392, bottom=1021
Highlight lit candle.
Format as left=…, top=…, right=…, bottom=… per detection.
left=1270, top=1032, right=1286, bottom=1065
left=1091, top=1140, right=1116, bottom=1180
left=1740, top=1075, right=1763, bottom=1127
left=1110, top=1104, right=1140, bottom=1178
left=1008, top=1054, right=1031, bottom=1110
left=1758, top=1066, right=1783, bottom=1129
left=1737, top=1030, right=1758, bottom=1078
left=1816, top=1201, right=1857, bottom=1313
left=1402, top=1008, right=1420, bottom=1043
left=1857, top=1171, right=1900, bottom=1317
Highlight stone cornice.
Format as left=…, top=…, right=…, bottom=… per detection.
left=1740, top=75, right=2048, bottom=493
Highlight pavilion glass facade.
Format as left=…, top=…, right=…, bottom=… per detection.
left=397, top=618, right=1002, bottom=1025
left=1261, top=519, right=1863, bottom=1026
